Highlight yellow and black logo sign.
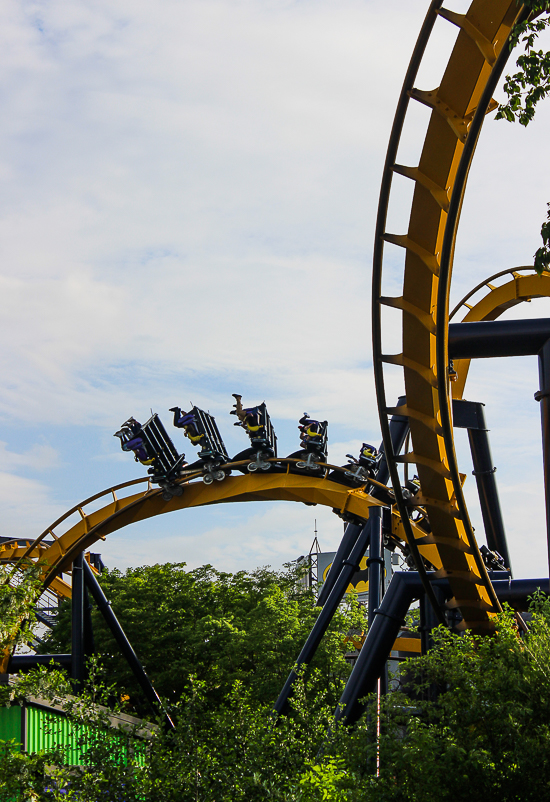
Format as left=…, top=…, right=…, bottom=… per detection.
left=323, top=556, right=370, bottom=594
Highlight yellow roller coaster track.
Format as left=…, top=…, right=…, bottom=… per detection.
left=450, top=267, right=550, bottom=398
left=2, top=2, right=548, bottom=652
left=2, top=267, right=547, bottom=609
left=372, top=0, right=535, bottom=633
left=0, top=460, right=444, bottom=590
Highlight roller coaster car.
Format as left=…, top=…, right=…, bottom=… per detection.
left=172, top=406, right=230, bottom=485
left=402, top=475, right=421, bottom=502
left=137, top=414, right=187, bottom=500
left=114, top=422, right=157, bottom=467
left=122, top=417, right=141, bottom=436
left=480, top=544, right=506, bottom=572
left=325, top=449, right=372, bottom=488
left=327, top=444, right=383, bottom=489
left=230, top=396, right=278, bottom=473
left=346, top=443, right=382, bottom=483
left=286, top=415, right=328, bottom=472
left=399, top=476, right=433, bottom=533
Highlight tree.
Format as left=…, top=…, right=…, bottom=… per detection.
left=496, top=0, right=550, bottom=272
left=0, top=561, right=42, bottom=657
left=67, top=596, right=550, bottom=801
left=7, top=570, right=550, bottom=800
left=300, top=598, right=550, bottom=802
left=40, top=562, right=366, bottom=715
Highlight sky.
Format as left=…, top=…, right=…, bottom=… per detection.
left=0, top=0, right=549, bottom=580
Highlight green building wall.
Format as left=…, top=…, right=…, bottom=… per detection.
left=0, top=705, right=23, bottom=748
left=0, top=699, right=148, bottom=766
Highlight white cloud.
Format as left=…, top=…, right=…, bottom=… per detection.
left=0, top=471, right=65, bottom=539
left=0, top=0, right=548, bottom=578
left=0, top=441, right=59, bottom=471
left=97, top=499, right=345, bottom=573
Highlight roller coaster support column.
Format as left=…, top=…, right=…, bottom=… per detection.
left=317, top=399, right=408, bottom=607
left=537, top=338, right=550, bottom=579
left=334, top=572, right=425, bottom=728
left=376, top=396, right=408, bottom=487
left=452, top=400, right=511, bottom=573
left=317, top=522, right=362, bottom=607
left=419, top=584, right=445, bottom=655
left=82, top=560, right=175, bottom=730
left=367, top=508, right=385, bottom=700
left=367, top=508, right=383, bottom=631
left=334, top=573, right=550, bottom=729
left=84, top=583, right=95, bottom=657
left=419, top=584, right=446, bottom=704
left=71, top=552, right=85, bottom=692
left=449, top=318, right=550, bottom=577
left=367, top=507, right=388, bottom=712
left=274, top=519, right=373, bottom=717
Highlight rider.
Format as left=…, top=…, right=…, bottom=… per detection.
left=403, top=474, right=422, bottom=502
left=114, top=419, right=155, bottom=466
left=230, top=394, right=264, bottom=438
left=170, top=407, right=204, bottom=445
left=358, top=443, right=379, bottom=471
left=298, top=414, right=326, bottom=450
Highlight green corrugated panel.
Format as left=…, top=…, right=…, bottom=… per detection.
left=0, top=706, right=22, bottom=748
left=25, top=705, right=144, bottom=767
left=27, top=707, right=84, bottom=764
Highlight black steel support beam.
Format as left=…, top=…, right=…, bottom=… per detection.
left=7, top=654, right=72, bottom=672
left=335, top=572, right=426, bottom=727
left=448, top=319, right=550, bottom=577
left=452, top=399, right=511, bottom=572
left=334, top=573, right=550, bottom=727
left=367, top=509, right=383, bottom=631
left=449, top=318, right=550, bottom=359
left=316, top=523, right=362, bottom=607
left=274, top=519, right=373, bottom=717
left=71, top=552, right=85, bottom=692
left=84, top=584, right=95, bottom=657
left=537, top=338, right=550, bottom=580
left=419, top=584, right=445, bottom=655
left=493, top=576, right=549, bottom=605
left=317, top=399, right=408, bottom=607
left=376, top=396, right=409, bottom=486
left=82, top=559, right=175, bottom=730
left=367, top=508, right=385, bottom=701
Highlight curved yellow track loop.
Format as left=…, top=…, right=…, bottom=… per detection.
left=9, top=263, right=545, bottom=627
left=374, top=0, right=526, bottom=633
left=1, top=465, right=389, bottom=590
left=4, top=3, right=541, bottom=650
left=7, top=266, right=543, bottom=607
left=450, top=268, right=550, bottom=400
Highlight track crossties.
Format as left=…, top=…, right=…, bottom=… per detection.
left=373, top=0, right=525, bottom=632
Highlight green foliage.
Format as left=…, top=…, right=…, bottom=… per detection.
left=40, top=562, right=365, bottom=715
left=300, top=600, right=550, bottom=802
left=298, top=758, right=348, bottom=802
left=534, top=202, right=550, bottom=274
left=26, top=596, right=550, bottom=801
left=9, top=563, right=550, bottom=800
left=0, top=740, right=67, bottom=801
left=140, top=672, right=336, bottom=802
left=496, top=4, right=550, bottom=128
left=0, top=561, right=43, bottom=655
left=495, top=2, right=550, bottom=274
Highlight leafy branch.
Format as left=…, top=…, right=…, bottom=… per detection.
left=496, top=5, right=550, bottom=127
left=534, top=203, right=550, bottom=273
left=496, top=2, right=550, bottom=274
